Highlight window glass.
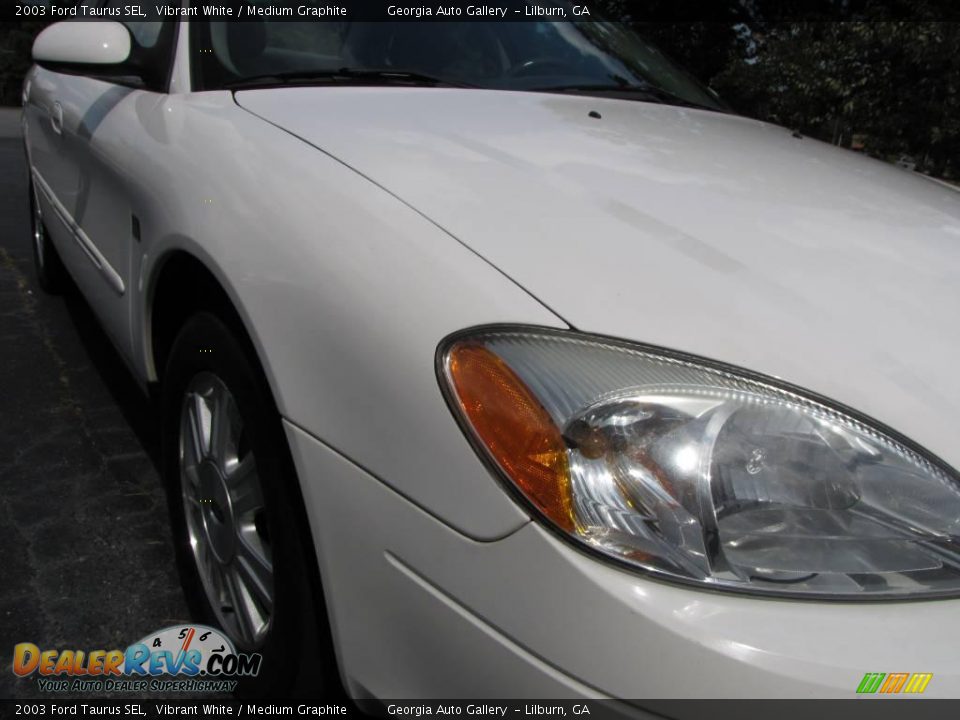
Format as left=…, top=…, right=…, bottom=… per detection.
left=190, top=8, right=723, bottom=111
left=98, top=1, right=167, bottom=47
left=125, top=22, right=164, bottom=49
left=97, top=0, right=177, bottom=90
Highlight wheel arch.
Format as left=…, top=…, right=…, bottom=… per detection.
left=146, top=249, right=266, bottom=394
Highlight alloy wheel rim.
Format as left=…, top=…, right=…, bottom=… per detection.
left=179, top=372, right=274, bottom=648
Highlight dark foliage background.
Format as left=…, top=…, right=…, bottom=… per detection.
left=0, top=21, right=48, bottom=108
left=2, top=3, right=959, bottom=176
left=603, top=0, right=960, bottom=176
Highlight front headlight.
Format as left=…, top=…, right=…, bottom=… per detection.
left=438, top=327, right=960, bottom=599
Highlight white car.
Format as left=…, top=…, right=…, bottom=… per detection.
left=23, top=12, right=960, bottom=701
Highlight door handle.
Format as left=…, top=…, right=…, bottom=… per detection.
left=50, top=101, right=63, bottom=135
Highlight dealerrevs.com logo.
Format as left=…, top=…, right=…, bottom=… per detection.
left=12, top=625, right=261, bottom=693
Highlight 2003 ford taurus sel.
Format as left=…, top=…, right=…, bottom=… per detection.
left=22, top=10, right=960, bottom=700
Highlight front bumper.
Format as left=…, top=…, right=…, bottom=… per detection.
left=284, top=421, right=960, bottom=700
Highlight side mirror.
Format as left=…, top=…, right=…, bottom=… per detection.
left=33, top=21, right=131, bottom=69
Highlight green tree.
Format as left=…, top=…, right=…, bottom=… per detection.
left=593, top=4, right=960, bottom=178
left=712, top=21, right=960, bottom=175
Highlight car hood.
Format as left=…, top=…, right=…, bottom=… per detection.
left=236, top=87, right=960, bottom=469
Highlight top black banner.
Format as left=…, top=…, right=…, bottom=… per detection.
left=14, top=1, right=604, bottom=23
left=9, top=0, right=960, bottom=23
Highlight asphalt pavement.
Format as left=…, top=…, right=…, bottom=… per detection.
left=0, top=107, right=190, bottom=699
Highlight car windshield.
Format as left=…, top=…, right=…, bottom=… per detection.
left=191, top=12, right=724, bottom=111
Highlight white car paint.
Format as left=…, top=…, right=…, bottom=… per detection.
left=23, top=81, right=550, bottom=540
left=238, top=87, right=960, bottom=476
left=32, top=21, right=131, bottom=66
left=287, top=421, right=960, bottom=699
left=23, top=19, right=960, bottom=701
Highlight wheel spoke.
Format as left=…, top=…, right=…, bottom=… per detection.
left=183, top=467, right=204, bottom=544
left=209, top=384, right=235, bottom=470
left=186, top=393, right=211, bottom=461
left=217, top=554, right=238, bottom=616
left=200, top=544, right=226, bottom=606
left=227, top=456, right=262, bottom=517
left=184, top=496, right=203, bottom=528
left=225, top=565, right=259, bottom=644
left=205, top=548, right=220, bottom=595
left=182, top=461, right=201, bottom=491
left=236, top=540, right=274, bottom=616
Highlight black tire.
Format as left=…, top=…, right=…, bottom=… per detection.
left=28, top=181, right=68, bottom=294
left=161, top=311, right=338, bottom=697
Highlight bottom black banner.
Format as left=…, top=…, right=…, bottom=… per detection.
left=2, top=699, right=960, bottom=720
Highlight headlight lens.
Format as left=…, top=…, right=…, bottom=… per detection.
left=440, top=328, right=960, bottom=598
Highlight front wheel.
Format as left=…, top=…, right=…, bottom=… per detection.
left=161, top=312, right=336, bottom=696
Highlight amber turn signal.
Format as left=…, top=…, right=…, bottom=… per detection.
left=446, top=342, right=574, bottom=532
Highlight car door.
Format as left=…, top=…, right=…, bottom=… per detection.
left=24, top=53, right=83, bottom=279
left=30, top=10, right=178, bottom=364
